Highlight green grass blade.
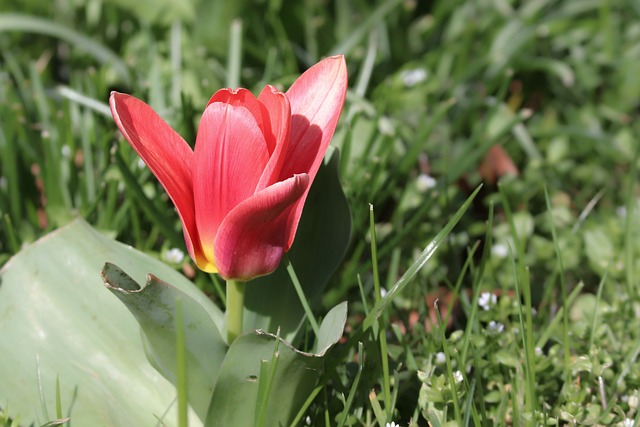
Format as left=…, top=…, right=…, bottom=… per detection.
left=362, top=185, right=482, bottom=332
left=543, top=186, right=570, bottom=381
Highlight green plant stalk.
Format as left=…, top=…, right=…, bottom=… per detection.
left=175, top=299, right=188, bottom=427
left=499, top=185, right=537, bottom=421
left=624, top=143, right=638, bottom=300
left=456, top=240, right=483, bottom=364
left=435, top=300, right=462, bottom=424
left=535, top=283, right=584, bottom=349
left=544, top=186, right=570, bottom=381
left=285, top=257, right=320, bottom=337
left=226, top=279, right=245, bottom=344
left=589, top=267, right=609, bottom=352
left=471, top=349, right=489, bottom=427
left=55, top=376, right=62, bottom=419
left=510, top=258, right=535, bottom=426
left=302, top=0, right=318, bottom=62
left=170, top=20, right=182, bottom=108
left=289, top=384, right=323, bottom=427
left=369, top=204, right=392, bottom=420
left=462, top=379, right=476, bottom=426
left=337, top=342, right=364, bottom=427
left=255, top=338, right=280, bottom=427
left=2, top=214, right=20, bottom=253
left=0, top=125, right=21, bottom=225
left=357, top=274, right=370, bottom=315
left=227, top=19, right=243, bottom=89
left=369, top=392, right=386, bottom=426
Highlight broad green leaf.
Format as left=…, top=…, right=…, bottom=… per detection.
left=583, top=228, right=615, bottom=273
left=316, top=301, right=348, bottom=355
left=205, top=301, right=346, bottom=427
left=0, top=219, right=202, bottom=426
left=101, top=263, right=228, bottom=421
left=243, top=147, right=352, bottom=343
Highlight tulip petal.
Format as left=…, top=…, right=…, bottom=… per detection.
left=280, top=55, right=348, bottom=248
left=255, top=85, right=291, bottom=191
left=282, top=55, right=348, bottom=178
left=109, top=92, right=207, bottom=269
left=214, top=174, right=310, bottom=280
left=193, top=102, right=270, bottom=270
left=207, top=88, right=266, bottom=136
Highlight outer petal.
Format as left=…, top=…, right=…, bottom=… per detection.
left=109, top=92, right=208, bottom=269
left=193, top=102, right=270, bottom=271
left=280, top=55, right=348, bottom=248
left=214, top=174, right=310, bottom=280
left=255, top=85, right=291, bottom=191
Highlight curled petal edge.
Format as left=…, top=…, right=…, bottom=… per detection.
left=214, top=174, right=310, bottom=281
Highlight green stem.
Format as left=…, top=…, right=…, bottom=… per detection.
left=226, top=279, right=245, bottom=344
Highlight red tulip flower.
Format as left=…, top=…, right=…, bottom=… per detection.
left=110, top=55, right=348, bottom=281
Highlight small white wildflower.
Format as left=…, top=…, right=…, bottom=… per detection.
left=616, top=206, right=627, bottom=218
left=137, top=158, right=147, bottom=169
left=478, top=292, right=497, bottom=311
left=416, top=173, right=437, bottom=192
left=164, top=247, right=185, bottom=264
left=487, top=321, right=504, bottom=333
left=623, top=418, right=634, bottom=427
left=435, top=352, right=446, bottom=364
left=491, top=243, right=509, bottom=259
left=61, top=144, right=71, bottom=158
left=385, top=423, right=400, bottom=427
left=380, top=287, right=388, bottom=297
left=400, top=68, right=427, bottom=87
left=453, top=370, right=463, bottom=383
left=305, top=415, right=312, bottom=425
left=535, top=347, right=543, bottom=356
left=378, top=116, right=395, bottom=136
left=629, top=394, right=639, bottom=409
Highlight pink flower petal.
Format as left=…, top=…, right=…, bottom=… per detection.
left=214, top=174, right=310, bottom=280
left=280, top=55, right=348, bottom=248
left=282, top=55, right=348, bottom=179
left=255, top=85, right=291, bottom=191
left=207, top=88, right=266, bottom=137
left=109, top=92, right=208, bottom=269
left=193, top=102, right=270, bottom=270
